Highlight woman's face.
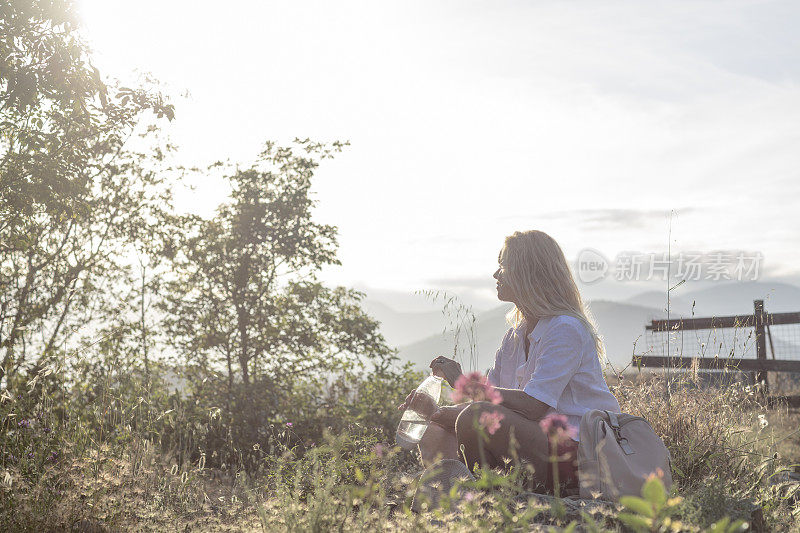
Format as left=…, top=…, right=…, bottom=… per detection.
left=493, top=262, right=516, bottom=302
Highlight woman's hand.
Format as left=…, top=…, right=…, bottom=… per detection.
left=430, top=356, right=463, bottom=388
left=397, top=390, right=416, bottom=411
left=397, top=389, right=438, bottom=418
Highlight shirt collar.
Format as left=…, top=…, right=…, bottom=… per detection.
left=529, top=317, right=549, bottom=343
left=516, top=316, right=550, bottom=344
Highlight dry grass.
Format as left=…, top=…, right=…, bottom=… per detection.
left=3, top=371, right=800, bottom=531
left=612, top=371, right=800, bottom=530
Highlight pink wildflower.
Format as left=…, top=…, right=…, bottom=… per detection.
left=538, top=413, right=577, bottom=442
left=463, top=491, right=478, bottom=503
left=286, top=422, right=293, bottom=428
left=452, top=371, right=502, bottom=404
left=478, top=410, right=505, bottom=435
left=373, top=443, right=385, bottom=458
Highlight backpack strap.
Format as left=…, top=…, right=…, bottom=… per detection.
left=605, top=410, right=635, bottom=456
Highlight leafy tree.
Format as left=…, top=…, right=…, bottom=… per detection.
left=160, top=140, right=400, bottom=465
left=160, top=140, right=410, bottom=468
left=0, top=0, right=175, bottom=385
left=1, top=0, right=411, bottom=477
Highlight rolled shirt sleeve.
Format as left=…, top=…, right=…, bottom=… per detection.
left=522, top=321, right=584, bottom=408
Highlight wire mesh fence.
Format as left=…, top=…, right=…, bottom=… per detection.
left=633, top=301, right=800, bottom=394
left=640, top=320, right=800, bottom=361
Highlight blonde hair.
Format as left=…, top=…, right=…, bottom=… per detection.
left=499, top=230, right=605, bottom=361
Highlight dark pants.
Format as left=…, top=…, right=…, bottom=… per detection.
left=451, top=401, right=579, bottom=494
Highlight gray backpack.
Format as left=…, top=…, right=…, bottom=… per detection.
left=577, top=410, right=673, bottom=501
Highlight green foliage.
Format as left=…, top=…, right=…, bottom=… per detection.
left=1, top=2, right=799, bottom=532
left=618, top=476, right=683, bottom=532
left=619, top=476, right=748, bottom=533
left=160, top=141, right=371, bottom=391
left=1, top=0, right=175, bottom=386
left=2, top=367, right=795, bottom=531
left=706, top=517, right=749, bottom=533
left=154, top=139, right=409, bottom=471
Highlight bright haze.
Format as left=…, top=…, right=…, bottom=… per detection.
left=77, top=0, right=800, bottom=314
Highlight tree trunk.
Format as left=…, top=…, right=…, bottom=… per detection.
left=237, top=305, right=250, bottom=387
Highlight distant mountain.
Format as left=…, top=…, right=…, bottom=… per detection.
left=624, top=281, right=800, bottom=318
left=370, top=281, right=800, bottom=373
left=396, top=304, right=513, bottom=373
left=682, top=281, right=800, bottom=315
left=586, top=300, right=665, bottom=369
left=624, top=292, right=692, bottom=315
left=360, top=300, right=448, bottom=347
left=396, top=301, right=663, bottom=372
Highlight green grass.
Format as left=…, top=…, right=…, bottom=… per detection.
left=2, top=369, right=800, bottom=531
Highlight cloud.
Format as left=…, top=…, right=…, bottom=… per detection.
left=502, top=208, right=697, bottom=231
left=81, top=0, right=800, bottom=292
left=760, top=263, right=800, bottom=281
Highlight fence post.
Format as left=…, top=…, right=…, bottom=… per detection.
left=754, top=299, right=769, bottom=394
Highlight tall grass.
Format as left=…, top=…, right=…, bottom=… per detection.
left=613, top=370, right=800, bottom=530
left=3, top=355, right=800, bottom=530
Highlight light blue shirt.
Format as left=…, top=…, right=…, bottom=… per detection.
left=486, top=314, right=620, bottom=440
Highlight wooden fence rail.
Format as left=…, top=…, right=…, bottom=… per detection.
left=632, top=299, right=800, bottom=394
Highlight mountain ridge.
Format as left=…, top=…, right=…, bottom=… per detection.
left=363, top=280, right=800, bottom=372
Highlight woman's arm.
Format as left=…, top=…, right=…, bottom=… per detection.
left=494, top=387, right=551, bottom=421
left=430, top=403, right=468, bottom=430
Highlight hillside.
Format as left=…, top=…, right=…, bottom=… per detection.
left=396, top=304, right=512, bottom=372
left=396, top=300, right=664, bottom=371
left=378, top=281, right=800, bottom=372
left=360, top=300, right=449, bottom=347
left=625, top=280, right=800, bottom=317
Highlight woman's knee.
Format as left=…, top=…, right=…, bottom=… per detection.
left=455, top=401, right=494, bottom=439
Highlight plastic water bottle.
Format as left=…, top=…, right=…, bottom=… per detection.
left=396, top=374, right=443, bottom=450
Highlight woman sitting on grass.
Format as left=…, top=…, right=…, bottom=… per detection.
left=399, top=230, right=620, bottom=494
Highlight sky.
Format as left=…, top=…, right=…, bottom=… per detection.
left=76, top=0, right=800, bottom=311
